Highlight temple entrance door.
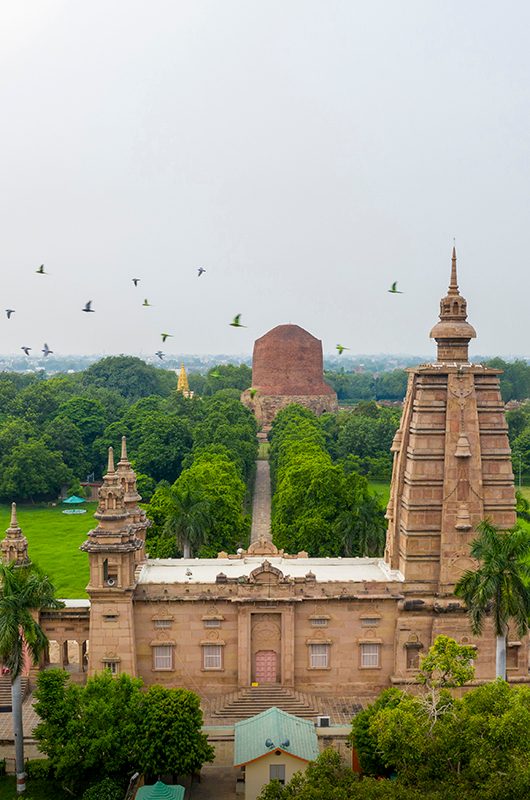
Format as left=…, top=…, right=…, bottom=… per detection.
left=255, top=650, right=277, bottom=684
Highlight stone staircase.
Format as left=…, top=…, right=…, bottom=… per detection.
left=0, top=675, right=29, bottom=708
left=209, top=685, right=323, bottom=722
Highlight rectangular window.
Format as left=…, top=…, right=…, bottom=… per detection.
left=153, top=645, right=173, bottom=670
left=103, top=661, right=119, bottom=675
left=361, top=618, right=380, bottom=627
left=103, top=614, right=118, bottom=622
left=309, top=644, right=329, bottom=669
left=204, top=619, right=221, bottom=628
left=270, top=764, right=286, bottom=785
left=203, top=645, right=222, bottom=670
left=507, top=646, right=519, bottom=670
left=154, top=619, right=172, bottom=629
left=360, top=643, right=380, bottom=668
left=310, top=618, right=329, bottom=627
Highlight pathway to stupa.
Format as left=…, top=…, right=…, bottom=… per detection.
left=250, top=459, right=272, bottom=543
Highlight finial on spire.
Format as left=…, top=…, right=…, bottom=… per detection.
left=10, top=502, right=18, bottom=528
left=107, top=447, right=115, bottom=474
left=121, top=436, right=128, bottom=462
left=448, top=244, right=459, bottom=295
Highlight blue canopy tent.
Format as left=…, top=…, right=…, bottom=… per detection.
left=62, top=495, right=87, bottom=514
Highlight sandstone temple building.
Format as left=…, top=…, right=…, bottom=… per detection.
left=1, top=249, right=528, bottom=722
left=241, top=323, right=338, bottom=426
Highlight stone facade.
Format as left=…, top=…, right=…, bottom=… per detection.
left=241, top=324, right=338, bottom=426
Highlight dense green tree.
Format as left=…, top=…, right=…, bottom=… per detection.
left=43, top=416, right=89, bottom=478
left=188, top=363, right=252, bottom=396
left=56, top=397, right=107, bottom=446
left=0, top=563, right=63, bottom=793
left=0, top=417, right=38, bottom=462
left=134, top=413, right=193, bottom=484
left=34, top=670, right=142, bottom=791
left=15, top=382, right=62, bottom=425
left=81, top=356, right=168, bottom=401
left=455, top=520, right=530, bottom=679
left=135, top=685, right=214, bottom=777
left=0, top=441, right=72, bottom=501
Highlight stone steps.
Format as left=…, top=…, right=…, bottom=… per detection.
left=211, top=685, right=322, bottom=721
left=0, top=675, right=29, bottom=707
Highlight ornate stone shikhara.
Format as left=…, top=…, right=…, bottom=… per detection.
left=0, top=503, right=30, bottom=567
left=384, top=248, right=516, bottom=593
left=241, top=323, right=338, bottom=426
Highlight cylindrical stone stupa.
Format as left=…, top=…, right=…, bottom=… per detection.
left=241, top=324, right=338, bottom=426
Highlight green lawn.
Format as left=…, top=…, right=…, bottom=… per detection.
left=368, top=481, right=390, bottom=507
left=0, top=503, right=95, bottom=598
left=0, top=776, right=77, bottom=800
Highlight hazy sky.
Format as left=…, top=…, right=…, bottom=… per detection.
left=1, top=1, right=529, bottom=359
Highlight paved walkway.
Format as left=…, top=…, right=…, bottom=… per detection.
left=250, top=460, right=272, bottom=543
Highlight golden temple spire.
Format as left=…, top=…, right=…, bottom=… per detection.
left=177, top=363, right=190, bottom=395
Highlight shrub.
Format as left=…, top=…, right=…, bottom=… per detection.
left=25, top=758, right=53, bottom=779
left=82, top=777, right=124, bottom=800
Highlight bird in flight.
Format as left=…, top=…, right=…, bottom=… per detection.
left=161, top=333, right=173, bottom=342
left=5, top=309, right=15, bottom=319
left=249, top=387, right=257, bottom=398
left=336, top=344, right=349, bottom=355
left=82, top=301, right=95, bottom=313
left=21, top=346, right=31, bottom=356
left=132, top=278, right=140, bottom=287
left=142, top=299, right=152, bottom=307
left=36, top=264, right=47, bottom=274
left=42, top=343, right=53, bottom=357
left=210, top=369, right=222, bottom=379
left=155, top=351, right=164, bottom=360
left=388, top=281, right=403, bottom=294
left=197, top=267, right=206, bottom=277
left=230, top=314, right=246, bottom=328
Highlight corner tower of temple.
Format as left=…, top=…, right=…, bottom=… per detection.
left=116, top=436, right=149, bottom=563
left=81, top=447, right=143, bottom=675
left=0, top=503, right=30, bottom=567
left=384, top=249, right=516, bottom=595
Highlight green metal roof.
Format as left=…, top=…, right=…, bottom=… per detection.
left=234, top=707, right=319, bottom=767
left=62, top=495, right=86, bottom=504
left=135, top=781, right=185, bottom=800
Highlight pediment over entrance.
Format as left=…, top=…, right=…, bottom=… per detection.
left=249, top=560, right=284, bottom=584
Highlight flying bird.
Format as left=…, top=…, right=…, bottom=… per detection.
left=229, top=314, right=246, bottom=328
left=82, top=301, right=95, bottom=313
left=336, top=344, right=349, bottom=355
left=142, top=299, right=152, bottom=307
left=249, top=387, right=257, bottom=398
left=210, top=369, right=222, bottom=379
left=161, top=333, right=173, bottom=342
left=132, top=278, right=140, bottom=287
left=42, top=343, right=53, bottom=357
left=5, top=309, right=15, bottom=319
left=21, top=346, right=31, bottom=356
left=388, top=281, right=403, bottom=294
left=197, top=267, right=206, bottom=277
left=155, top=351, right=164, bottom=360
left=36, top=264, right=47, bottom=274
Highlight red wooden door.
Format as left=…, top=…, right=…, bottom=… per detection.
left=255, top=650, right=277, bottom=683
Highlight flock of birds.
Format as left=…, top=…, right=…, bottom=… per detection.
left=7, top=265, right=403, bottom=361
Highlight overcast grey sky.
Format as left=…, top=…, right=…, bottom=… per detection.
left=1, top=1, right=529, bottom=359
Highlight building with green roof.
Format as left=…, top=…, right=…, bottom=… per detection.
left=234, top=707, right=319, bottom=800
left=135, top=780, right=185, bottom=800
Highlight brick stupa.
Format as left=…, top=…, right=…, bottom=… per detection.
left=241, top=324, right=338, bottom=426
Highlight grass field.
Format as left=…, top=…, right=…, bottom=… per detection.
left=0, top=776, right=76, bottom=800
left=368, top=481, right=391, bottom=507
left=0, top=503, right=95, bottom=599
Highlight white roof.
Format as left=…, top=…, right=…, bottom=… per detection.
left=59, top=598, right=91, bottom=607
left=137, top=557, right=403, bottom=585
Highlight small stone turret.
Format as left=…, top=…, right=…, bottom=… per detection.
left=116, top=436, right=149, bottom=562
left=0, top=503, right=30, bottom=567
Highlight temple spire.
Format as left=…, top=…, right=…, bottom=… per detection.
left=429, top=247, right=476, bottom=363
left=448, top=245, right=459, bottom=295
left=120, top=436, right=128, bottom=462
left=10, top=501, right=18, bottom=528
left=107, top=446, right=115, bottom=474
left=1, top=501, right=30, bottom=567
left=177, top=363, right=190, bottom=397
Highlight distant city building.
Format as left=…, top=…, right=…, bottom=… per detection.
left=241, top=324, right=338, bottom=426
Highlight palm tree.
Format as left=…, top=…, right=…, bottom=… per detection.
left=454, top=520, right=530, bottom=680
left=159, top=483, right=211, bottom=558
left=0, top=562, right=63, bottom=794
